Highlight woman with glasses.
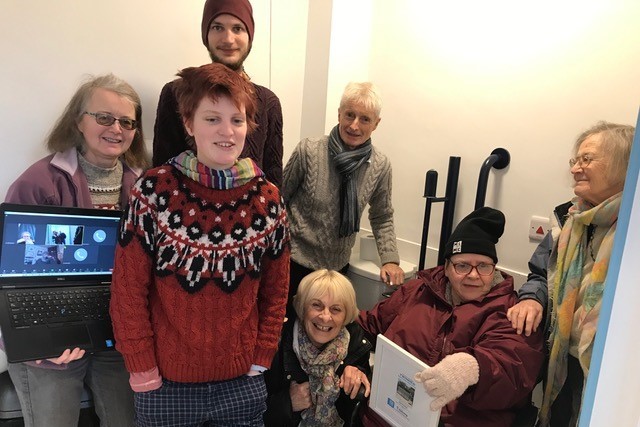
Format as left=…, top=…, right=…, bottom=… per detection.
left=358, top=207, right=545, bottom=427
left=2, top=74, right=147, bottom=426
left=6, top=75, right=147, bottom=208
left=507, top=121, right=635, bottom=427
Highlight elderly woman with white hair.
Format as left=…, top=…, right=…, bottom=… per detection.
left=507, top=121, right=635, bottom=426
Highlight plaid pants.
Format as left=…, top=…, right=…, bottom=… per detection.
left=134, top=374, right=267, bottom=427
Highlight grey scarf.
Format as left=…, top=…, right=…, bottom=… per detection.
left=328, top=125, right=372, bottom=237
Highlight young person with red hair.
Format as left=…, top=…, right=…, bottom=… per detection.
left=110, top=62, right=289, bottom=426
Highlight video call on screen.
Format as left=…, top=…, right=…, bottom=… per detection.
left=0, top=212, right=120, bottom=278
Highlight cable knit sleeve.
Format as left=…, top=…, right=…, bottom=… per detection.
left=261, top=91, right=283, bottom=188
left=253, top=190, right=290, bottom=368
left=367, top=154, right=400, bottom=265
left=282, top=140, right=305, bottom=204
left=109, top=177, right=158, bottom=374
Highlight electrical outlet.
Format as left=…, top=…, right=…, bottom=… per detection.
left=529, top=216, right=550, bottom=241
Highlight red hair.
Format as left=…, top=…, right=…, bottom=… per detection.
left=173, top=63, right=257, bottom=133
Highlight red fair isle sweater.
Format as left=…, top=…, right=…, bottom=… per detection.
left=109, top=165, right=290, bottom=383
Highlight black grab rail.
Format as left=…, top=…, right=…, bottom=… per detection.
left=474, top=148, right=510, bottom=210
left=419, top=149, right=510, bottom=270
left=418, top=156, right=461, bottom=270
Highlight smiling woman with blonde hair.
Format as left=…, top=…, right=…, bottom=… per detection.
left=264, top=269, right=372, bottom=426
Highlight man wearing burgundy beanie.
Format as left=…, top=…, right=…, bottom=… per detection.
left=152, top=0, right=284, bottom=187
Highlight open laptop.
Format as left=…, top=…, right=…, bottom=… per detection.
left=0, top=203, right=122, bottom=363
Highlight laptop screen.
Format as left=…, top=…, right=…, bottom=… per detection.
left=0, top=204, right=122, bottom=284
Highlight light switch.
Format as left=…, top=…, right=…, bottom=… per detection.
left=529, top=216, right=550, bottom=241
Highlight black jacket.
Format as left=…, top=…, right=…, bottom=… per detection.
left=263, top=319, right=372, bottom=426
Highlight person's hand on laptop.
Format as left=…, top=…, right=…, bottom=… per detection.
left=35, top=347, right=85, bottom=365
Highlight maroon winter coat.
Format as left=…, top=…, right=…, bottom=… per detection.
left=358, top=266, right=544, bottom=427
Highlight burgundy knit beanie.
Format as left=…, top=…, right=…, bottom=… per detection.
left=201, top=0, right=255, bottom=47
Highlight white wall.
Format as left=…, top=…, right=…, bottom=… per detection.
left=269, top=0, right=308, bottom=158
left=324, top=0, right=374, bottom=131
left=0, top=0, right=307, bottom=198
left=2, top=0, right=640, bottom=424
left=1, top=0, right=636, bottom=285
left=1, top=1, right=206, bottom=197
left=318, top=0, right=640, bottom=279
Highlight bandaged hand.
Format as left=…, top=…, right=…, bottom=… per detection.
left=414, top=352, right=479, bottom=411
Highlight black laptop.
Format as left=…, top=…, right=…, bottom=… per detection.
left=0, top=203, right=122, bottom=362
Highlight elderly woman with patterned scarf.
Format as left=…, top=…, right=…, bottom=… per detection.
left=282, top=82, right=404, bottom=318
left=264, top=269, right=372, bottom=426
left=506, top=121, right=635, bottom=426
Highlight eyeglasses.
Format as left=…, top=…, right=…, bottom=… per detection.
left=450, top=262, right=495, bottom=276
left=83, top=112, right=137, bottom=131
left=569, top=154, right=594, bottom=169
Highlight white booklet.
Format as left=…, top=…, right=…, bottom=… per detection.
left=370, top=334, right=441, bottom=427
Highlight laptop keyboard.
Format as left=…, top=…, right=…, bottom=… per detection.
left=7, top=288, right=111, bottom=328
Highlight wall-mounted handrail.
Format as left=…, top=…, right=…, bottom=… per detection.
left=438, top=157, right=461, bottom=266
left=418, top=157, right=461, bottom=270
left=474, top=148, right=510, bottom=210
left=420, top=149, right=509, bottom=270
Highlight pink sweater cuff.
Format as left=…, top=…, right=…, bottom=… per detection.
left=129, top=366, right=162, bottom=392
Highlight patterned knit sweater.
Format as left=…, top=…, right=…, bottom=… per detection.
left=283, top=136, right=400, bottom=270
left=109, top=165, right=290, bottom=383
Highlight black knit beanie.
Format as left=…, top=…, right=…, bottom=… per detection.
left=201, top=0, right=255, bottom=47
left=443, top=207, right=505, bottom=263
